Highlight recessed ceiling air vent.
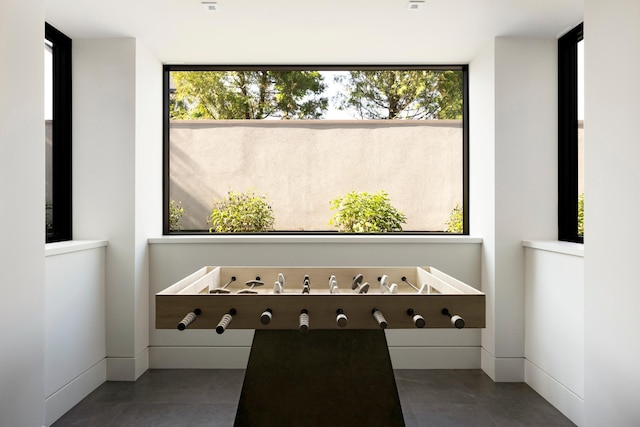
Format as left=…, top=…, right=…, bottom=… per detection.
left=406, top=1, right=425, bottom=11
left=201, top=2, right=218, bottom=12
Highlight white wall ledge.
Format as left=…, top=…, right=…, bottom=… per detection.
left=148, top=235, right=483, bottom=245
left=522, top=240, right=584, bottom=257
left=45, top=240, right=108, bottom=257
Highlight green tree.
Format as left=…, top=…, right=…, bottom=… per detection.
left=333, top=70, right=463, bottom=120
left=170, top=71, right=327, bottom=120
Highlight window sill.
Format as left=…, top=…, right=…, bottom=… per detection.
left=149, top=235, right=483, bottom=245
left=522, top=240, right=583, bottom=257
left=45, top=240, right=108, bottom=257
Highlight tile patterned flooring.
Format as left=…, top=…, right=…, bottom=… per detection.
left=52, top=369, right=576, bottom=427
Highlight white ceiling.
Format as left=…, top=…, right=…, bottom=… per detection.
left=44, top=0, right=583, bottom=64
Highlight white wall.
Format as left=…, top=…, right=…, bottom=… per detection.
left=74, top=38, right=162, bottom=380
left=45, top=242, right=107, bottom=426
left=470, top=37, right=558, bottom=381
left=134, top=40, right=163, bottom=366
left=0, top=1, right=46, bottom=426
left=469, top=38, right=498, bottom=377
left=148, top=237, right=483, bottom=369
left=524, top=244, right=584, bottom=426
left=584, top=0, right=640, bottom=425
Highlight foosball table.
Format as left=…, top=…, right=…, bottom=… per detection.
left=156, top=266, right=485, bottom=426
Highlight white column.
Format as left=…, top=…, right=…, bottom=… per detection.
left=584, top=1, right=640, bottom=425
left=0, top=0, right=46, bottom=425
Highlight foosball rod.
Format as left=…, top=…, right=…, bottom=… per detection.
left=441, top=308, right=465, bottom=329
left=216, top=308, right=237, bottom=334
left=177, top=308, right=201, bottom=330
left=401, top=276, right=421, bottom=292
left=210, top=276, right=236, bottom=294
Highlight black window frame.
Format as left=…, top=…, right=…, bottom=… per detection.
left=162, top=65, right=469, bottom=236
left=558, top=23, right=583, bottom=243
left=45, top=23, right=73, bottom=243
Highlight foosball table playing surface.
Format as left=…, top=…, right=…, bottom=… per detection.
left=156, top=266, right=485, bottom=426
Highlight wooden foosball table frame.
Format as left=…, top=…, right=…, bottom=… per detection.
left=156, top=266, right=485, bottom=426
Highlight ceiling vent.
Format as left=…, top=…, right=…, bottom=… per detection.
left=201, top=2, right=218, bottom=12
left=406, top=1, right=425, bottom=11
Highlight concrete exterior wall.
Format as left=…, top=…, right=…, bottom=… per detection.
left=170, top=120, right=463, bottom=231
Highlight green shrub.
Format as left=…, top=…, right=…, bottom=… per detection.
left=208, top=189, right=274, bottom=233
left=169, top=200, right=185, bottom=231
left=446, top=204, right=463, bottom=233
left=578, top=193, right=584, bottom=236
left=329, top=190, right=406, bottom=232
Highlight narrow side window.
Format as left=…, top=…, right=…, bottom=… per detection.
left=558, top=23, right=583, bottom=243
left=45, top=23, right=72, bottom=243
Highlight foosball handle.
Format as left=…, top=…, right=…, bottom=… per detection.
left=336, top=308, right=348, bottom=327
left=177, top=308, right=202, bottom=330
left=260, top=308, right=273, bottom=325
left=372, top=308, right=388, bottom=329
left=216, top=308, right=237, bottom=334
left=299, top=309, right=310, bottom=333
left=407, top=308, right=426, bottom=328
left=441, top=308, right=465, bottom=329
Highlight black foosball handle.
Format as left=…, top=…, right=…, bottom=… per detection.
left=336, top=308, right=348, bottom=327
left=441, top=308, right=465, bottom=329
left=407, top=308, right=426, bottom=328
left=177, top=308, right=201, bottom=330
left=299, top=309, right=309, bottom=333
left=216, top=308, right=237, bottom=334
left=372, top=308, right=388, bottom=329
left=260, top=308, right=273, bottom=325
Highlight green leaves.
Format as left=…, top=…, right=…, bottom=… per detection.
left=445, top=204, right=463, bottom=233
left=578, top=193, right=584, bottom=236
left=329, top=190, right=406, bottom=232
left=169, top=200, right=185, bottom=231
left=333, top=70, right=463, bottom=120
left=170, top=71, right=327, bottom=120
left=208, top=189, right=275, bottom=233
left=170, top=69, right=463, bottom=121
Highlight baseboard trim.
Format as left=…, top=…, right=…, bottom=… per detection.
left=150, top=346, right=481, bottom=369
left=525, top=360, right=584, bottom=426
left=45, top=359, right=106, bottom=426
left=481, top=348, right=524, bottom=382
left=106, top=347, right=149, bottom=381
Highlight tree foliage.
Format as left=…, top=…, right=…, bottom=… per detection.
left=329, top=190, right=406, bottom=232
left=333, top=70, right=463, bottom=120
left=578, top=193, right=584, bottom=236
left=169, top=200, right=185, bottom=231
left=208, top=189, right=274, bottom=233
left=170, top=71, right=328, bottom=120
left=445, top=204, right=463, bottom=233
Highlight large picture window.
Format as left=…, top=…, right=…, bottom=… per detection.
left=163, top=66, right=468, bottom=234
left=45, top=23, right=72, bottom=243
left=558, top=23, right=584, bottom=243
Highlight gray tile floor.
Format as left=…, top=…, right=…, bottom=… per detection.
left=52, top=369, right=576, bottom=427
